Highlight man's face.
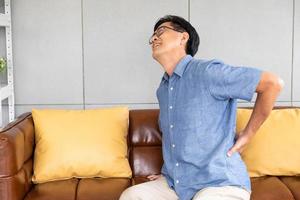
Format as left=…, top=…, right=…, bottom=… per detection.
left=150, top=22, right=186, bottom=59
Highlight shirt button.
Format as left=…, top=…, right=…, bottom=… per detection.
left=172, top=144, right=175, bottom=148
left=169, top=106, right=173, bottom=109
left=176, top=163, right=179, bottom=167
left=176, top=180, right=179, bottom=184
left=170, top=87, right=173, bottom=91
left=170, top=125, right=173, bottom=128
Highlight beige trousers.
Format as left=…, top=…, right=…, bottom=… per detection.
left=119, top=176, right=250, bottom=200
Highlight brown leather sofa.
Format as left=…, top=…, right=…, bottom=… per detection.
left=0, top=108, right=299, bottom=200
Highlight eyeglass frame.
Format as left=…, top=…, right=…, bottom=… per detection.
left=149, top=25, right=186, bottom=45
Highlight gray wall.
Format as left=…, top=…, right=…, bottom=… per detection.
left=1, top=0, right=299, bottom=125
left=294, top=0, right=300, bottom=106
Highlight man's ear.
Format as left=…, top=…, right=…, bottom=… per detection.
left=181, top=32, right=189, bottom=46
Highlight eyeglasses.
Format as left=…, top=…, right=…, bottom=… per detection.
left=149, top=26, right=185, bottom=45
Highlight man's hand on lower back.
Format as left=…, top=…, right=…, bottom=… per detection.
left=227, top=130, right=252, bottom=157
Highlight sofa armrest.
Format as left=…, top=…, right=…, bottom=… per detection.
left=0, top=113, right=35, bottom=200
left=129, top=110, right=163, bottom=185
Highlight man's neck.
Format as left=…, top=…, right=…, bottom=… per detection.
left=157, top=52, right=187, bottom=76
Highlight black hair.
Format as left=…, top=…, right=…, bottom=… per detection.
left=153, top=15, right=200, bottom=57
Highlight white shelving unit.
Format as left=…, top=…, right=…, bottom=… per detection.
left=0, top=0, right=14, bottom=128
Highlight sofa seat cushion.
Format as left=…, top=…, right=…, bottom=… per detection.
left=24, top=178, right=79, bottom=200
left=280, top=176, right=300, bottom=200
left=76, top=178, right=131, bottom=200
left=24, top=178, right=130, bottom=200
left=250, top=176, right=294, bottom=200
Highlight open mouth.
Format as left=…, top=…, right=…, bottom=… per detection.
left=152, top=43, right=161, bottom=49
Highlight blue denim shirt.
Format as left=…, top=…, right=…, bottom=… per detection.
left=156, top=55, right=262, bottom=200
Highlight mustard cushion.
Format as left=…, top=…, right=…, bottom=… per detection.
left=237, top=108, right=300, bottom=177
left=31, top=107, right=132, bottom=183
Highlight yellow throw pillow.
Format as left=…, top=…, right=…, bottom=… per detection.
left=31, top=107, right=132, bottom=183
left=237, top=108, right=300, bottom=177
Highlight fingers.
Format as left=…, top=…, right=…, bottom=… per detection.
left=147, top=175, right=159, bottom=180
left=147, top=174, right=162, bottom=181
left=227, top=145, right=237, bottom=157
left=228, top=133, right=250, bottom=157
left=227, top=141, right=245, bottom=157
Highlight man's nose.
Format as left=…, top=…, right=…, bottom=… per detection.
left=151, top=35, right=159, bottom=44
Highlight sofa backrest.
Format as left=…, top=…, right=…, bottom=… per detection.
left=128, top=109, right=163, bottom=184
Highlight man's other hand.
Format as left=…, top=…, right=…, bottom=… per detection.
left=147, top=174, right=162, bottom=181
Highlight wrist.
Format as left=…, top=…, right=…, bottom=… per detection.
left=242, top=128, right=255, bottom=138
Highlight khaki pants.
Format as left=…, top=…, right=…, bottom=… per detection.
left=119, top=176, right=250, bottom=200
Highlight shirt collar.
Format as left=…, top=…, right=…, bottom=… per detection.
left=162, top=55, right=193, bottom=81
